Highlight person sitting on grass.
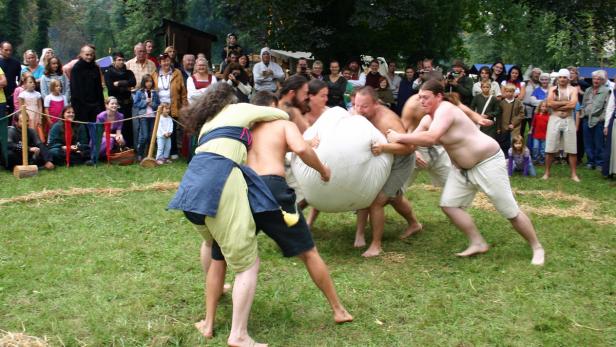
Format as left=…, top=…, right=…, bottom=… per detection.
left=6, top=114, right=54, bottom=170
left=48, top=105, right=91, bottom=166
left=508, top=135, right=536, bottom=176
left=156, top=103, right=173, bottom=165
left=96, top=96, right=125, bottom=158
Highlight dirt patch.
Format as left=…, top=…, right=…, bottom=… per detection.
left=0, top=182, right=178, bottom=206
left=0, top=330, right=49, bottom=347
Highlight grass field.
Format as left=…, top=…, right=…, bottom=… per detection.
left=1, top=162, right=615, bottom=346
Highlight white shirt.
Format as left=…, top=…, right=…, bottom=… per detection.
left=158, top=72, right=172, bottom=103
left=157, top=115, right=174, bottom=137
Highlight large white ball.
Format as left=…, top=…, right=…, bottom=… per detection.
left=291, top=107, right=393, bottom=212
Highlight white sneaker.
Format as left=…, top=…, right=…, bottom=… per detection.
left=170, top=154, right=179, bottom=160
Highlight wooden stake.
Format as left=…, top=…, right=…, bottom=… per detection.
left=140, top=106, right=163, bottom=168
left=13, top=105, right=38, bottom=178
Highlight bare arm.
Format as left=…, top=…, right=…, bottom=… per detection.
left=387, top=104, right=454, bottom=146
left=373, top=114, right=415, bottom=155
left=458, top=102, right=493, bottom=126
left=284, top=122, right=329, bottom=181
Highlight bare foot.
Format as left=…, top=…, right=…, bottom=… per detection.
left=361, top=245, right=382, bottom=257
left=541, top=174, right=549, bottom=180
left=531, top=247, right=545, bottom=266
left=228, top=337, right=267, bottom=347
left=194, top=319, right=213, bottom=339
left=400, top=223, right=423, bottom=240
left=455, top=243, right=489, bottom=257
left=223, top=283, right=232, bottom=294
left=334, top=308, right=354, bottom=324
left=353, top=233, right=366, bottom=248
left=571, top=175, right=580, bottom=182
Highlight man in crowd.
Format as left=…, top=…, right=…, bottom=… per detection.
left=354, top=86, right=422, bottom=257
left=522, top=67, right=542, bottom=134
left=445, top=59, right=473, bottom=106
left=386, top=61, right=402, bottom=101
left=126, top=43, right=156, bottom=91
left=104, top=52, right=137, bottom=147
left=144, top=39, right=158, bottom=67
left=294, top=58, right=311, bottom=80
left=347, top=59, right=366, bottom=88
left=181, top=53, right=196, bottom=83
left=221, top=33, right=242, bottom=63
left=70, top=45, right=104, bottom=123
left=580, top=70, right=610, bottom=170
left=6, top=114, right=54, bottom=170
left=387, top=79, right=545, bottom=266
left=544, top=69, right=579, bottom=181
left=413, top=58, right=436, bottom=91
left=0, top=41, right=22, bottom=115
left=253, top=47, right=284, bottom=93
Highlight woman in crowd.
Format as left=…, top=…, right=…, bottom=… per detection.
left=238, top=54, right=253, bottom=86
left=473, top=66, right=501, bottom=97
left=40, top=56, right=70, bottom=102
left=324, top=60, right=347, bottom=108
left=151, top=53, right=187, bottom=157
left=134, top=75, right=160, bottom=159
left=21, top=50, right=45, bottom=84
left=187, top=57, right=217, bottom=104
left=501, top=65, right=526, bottom=100
left=48, top=105, right=91, bottom=166
left=6, top=113, right=54, bottom=170
left=223, top=62, right=252, bottom=103
left=305, top=79, right=329, bottom=124
left=96, top=96, right=125, bottom=157
left=365, top=59, right=382, bottom=89
left=164, top=46, right=181, bottom=69
left=491, top=60, right=506, bottom=84
left=376, top=76, right=395, bottom=109
left=39, top=48, right=55, bottom=67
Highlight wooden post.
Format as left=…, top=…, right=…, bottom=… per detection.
left=13, top=105, right=38, bottom=178
left=140, top=106, right=162, bottom=168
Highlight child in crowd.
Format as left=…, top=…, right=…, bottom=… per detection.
left=470, top=80, right=501, bottom=138
left=529, top=101, right=549, bottom=164
left=156, top=103, right=173, bottom=165
left=43, top=79, right=67, bottom=131
left=18, top=75, right=45, bottom=142
left=13, top=72, right=32, bottom=112
left=376, top=76, right=395, bottom=109
left=133, top=75, right=160, bottom=159
left=498, top=84, right=525, bottom=156
left=508, top=135, right=536, bottom=176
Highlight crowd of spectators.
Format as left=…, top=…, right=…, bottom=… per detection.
left=0, top=36, right=615, bottom=179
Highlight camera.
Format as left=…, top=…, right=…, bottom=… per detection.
left=446, top=71, right=460, bottom=81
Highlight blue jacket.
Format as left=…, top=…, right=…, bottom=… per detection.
left=133, top=89, right=160, bottom=116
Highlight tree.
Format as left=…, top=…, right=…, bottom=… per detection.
left=0, top=0, right=26, bottom=47
left=33, top=0, right=50, bottom=53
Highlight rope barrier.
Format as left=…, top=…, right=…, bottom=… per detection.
left=23, top=107, right=187, bottom=128
left=0, top=110, right=21, bottom=122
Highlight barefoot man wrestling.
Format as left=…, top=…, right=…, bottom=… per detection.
left=387, top=79, right=545, bottom=265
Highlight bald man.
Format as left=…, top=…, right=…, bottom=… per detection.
left=70, top=45, right=105, bottom=123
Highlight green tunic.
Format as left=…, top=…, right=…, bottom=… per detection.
left=196, top=103, right=288, bottom=273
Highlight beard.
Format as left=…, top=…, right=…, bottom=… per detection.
left=292, top=95, right=310, bottom=114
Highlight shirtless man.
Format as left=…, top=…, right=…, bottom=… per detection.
left=196, top=91, right=352, bottom=342
left=354, top=86, right=422, bottom=257
left=387, top=79, right=545, bottom=265
left=400, top=78, right=494, bottom=190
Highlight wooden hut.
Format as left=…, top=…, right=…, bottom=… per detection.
left=158, top=19, right=218, bottom=62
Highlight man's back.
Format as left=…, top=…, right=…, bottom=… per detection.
left=248, top=120, right=291, bottom=176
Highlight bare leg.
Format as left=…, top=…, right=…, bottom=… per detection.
left=196, top=259, right=227, bottom=338
left=298, top=199, right=308, bottom=211
left=441, top=206, right=489, bottom=256
left=542, top=153, right=554, bottom=179
left=227, top=258, right=267, bottom=347
left=297, top=248, right=353, bottom=323
left=200, top=241, right=212, bottom=274
left=509, top=212, right=545, bottom=265
left=568, top=153, right=580, bottom=182
left=390, top=194, right=423, bottom=239
left=363, top=193, right=388, bottom=257
left=354, top=209, right=368, bottom=248
left=306, top=208, right=320, bottom=228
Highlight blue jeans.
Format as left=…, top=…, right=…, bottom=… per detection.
left=137, top=117, right=155, bottom=157
left=156, top=136, right=171, bottom=160
left=532, top=139, right=545, bottom=163
left=582, top=118, right=605, bottom=166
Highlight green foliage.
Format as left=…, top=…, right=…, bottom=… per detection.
left=0, top=0, right=25, bottom=47
left=33, top=0, right=50, bottom=53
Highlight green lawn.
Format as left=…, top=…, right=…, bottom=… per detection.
left=1, top=162, right=615, bottom=346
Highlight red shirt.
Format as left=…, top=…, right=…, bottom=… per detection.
left=531, top=112, right=549, bottom=140
left=147, top=55, right=158, bottom=68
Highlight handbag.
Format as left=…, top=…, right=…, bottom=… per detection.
left=108, top=146, right=136, bottom=165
